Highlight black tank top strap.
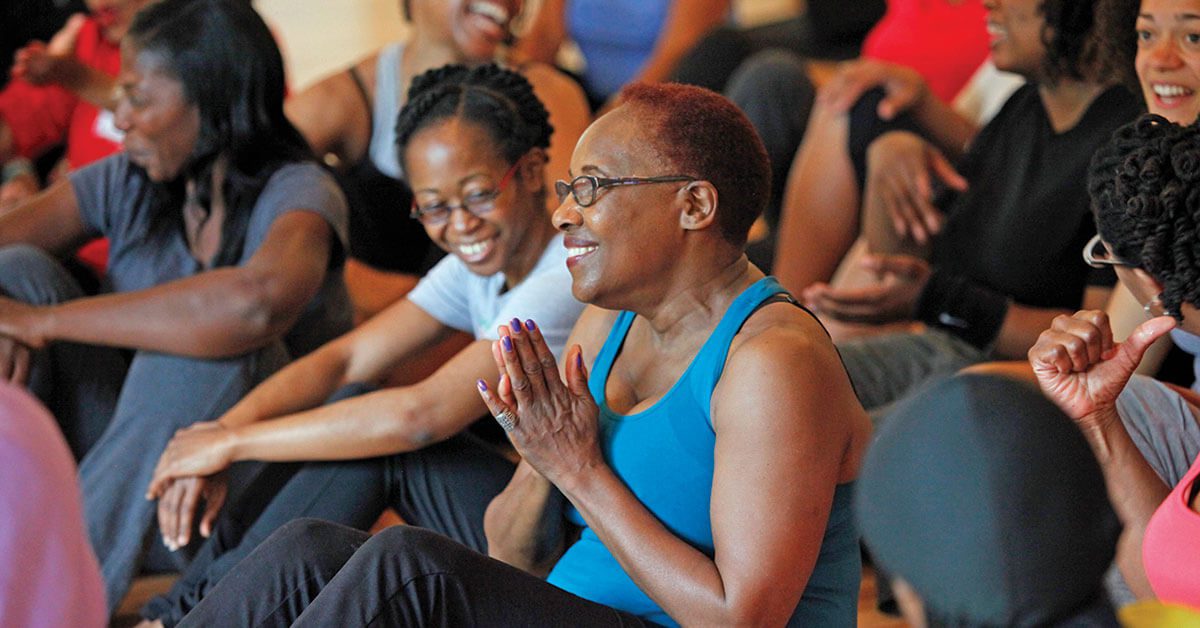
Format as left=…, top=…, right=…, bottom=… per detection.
left=736, top=290, right=830, bottom=339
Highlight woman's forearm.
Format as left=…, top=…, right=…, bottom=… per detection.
left=229, top=383, right=488, bottom=463
left=1081, top=408, right=1171, bottom=598
left=37, top=263, right=317, bottom=358
left=217, top=341, right=356, bottom=429
left=485, top=462, right=568, bottom=576
left=631, top=0, right=729, bottom=86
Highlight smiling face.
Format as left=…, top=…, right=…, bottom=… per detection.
left=405, top=117, right=544, bottom=280
left=86, top=0, right=153, bottom=44
left=552, top=107, right=690, bottom=307
left=1136, top=0, right=1200, bottom=122
left=984, top=0, right=1049, bottom=78
left=411, top=0, right=522, bottom=61
left=114, top=47, right=200, bottom=182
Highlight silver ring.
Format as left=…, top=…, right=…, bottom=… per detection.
left=494, top=409, right=518, bottom=432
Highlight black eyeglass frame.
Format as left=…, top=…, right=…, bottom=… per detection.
left=555, top=174, right=696, bottom=208
left=409, top=161, right=521, bottom=225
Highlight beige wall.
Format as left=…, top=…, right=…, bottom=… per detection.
left=255, top=0, right=409, bottom=90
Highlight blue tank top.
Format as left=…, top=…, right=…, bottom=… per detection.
left=566, top=0, right=671, bottom=102
left=546, top=277, right=861, bottom=627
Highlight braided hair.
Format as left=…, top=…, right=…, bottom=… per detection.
left=1089, top=114, right=1200, bottom=318
left=395, top=64, right=553, bottom=174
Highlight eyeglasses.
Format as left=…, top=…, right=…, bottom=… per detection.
left=555, top=174, right=696, bottom=208
left=1082, top=233, right=1133, bottom=269
left=410, top=162, right=520, bottom=225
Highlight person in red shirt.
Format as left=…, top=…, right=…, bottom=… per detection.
left=0, top=0, right=153, bottom=275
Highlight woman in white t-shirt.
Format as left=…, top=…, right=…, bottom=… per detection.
left=136, top=64, right=583, bottom=627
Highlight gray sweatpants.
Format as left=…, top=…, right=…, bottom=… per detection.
left=0, top=245, right=290, bottom=614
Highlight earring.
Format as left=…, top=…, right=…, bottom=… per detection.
left=1143, top=295, right=1177, bottom=318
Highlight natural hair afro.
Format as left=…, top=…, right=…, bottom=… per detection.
left=1089, top=114, right=1200, bottom=318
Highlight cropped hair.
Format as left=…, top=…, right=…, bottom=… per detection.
left=127, top=0, right=315, bottom=267
left=395, top=63, right=553, bottom=171
left=1041, top=0, right=1133, bottom=87
left=1088, top=114, right=1200, bottom=318
left=615, top=82, right=770, bottom=246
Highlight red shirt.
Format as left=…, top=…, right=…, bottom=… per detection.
left=862, top=0, right=991, bottom=104
left=0, top=17, right=120, bottom=274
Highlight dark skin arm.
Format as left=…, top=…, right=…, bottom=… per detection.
left=1030, top=311, right=1178, bottom=598
left=478, top=307, right=867, bottom=625
left=0, top=178, right=335, bottom=358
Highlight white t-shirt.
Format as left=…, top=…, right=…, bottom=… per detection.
left=408, top=234, right=583, bottom=359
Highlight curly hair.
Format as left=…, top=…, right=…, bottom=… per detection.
left=615, top=82, right=770, bottom=246
left=1040, top=0, right=1134, bottom=86
left=1089, top=114, right=1200, bottom=318
left=395, top=63, right=553, bottom=173
left=1093, top=0, right=1141, bottom=92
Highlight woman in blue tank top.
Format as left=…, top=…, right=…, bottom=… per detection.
left=175, top=81, right=871, bottom=627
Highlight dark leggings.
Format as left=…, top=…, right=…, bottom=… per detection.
left=145, top=428, right=516, bottom=626
left=178, top=519, right=657, bottom=627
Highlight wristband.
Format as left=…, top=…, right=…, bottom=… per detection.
left=1, top=158, right=35, bottom=185
left=915, top=269, right=1010, bottom=349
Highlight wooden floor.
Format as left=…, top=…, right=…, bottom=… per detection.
left=112, top=567, right=910, bottom=627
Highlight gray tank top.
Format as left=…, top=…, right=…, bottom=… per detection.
left=367, top=42, right=405, bottom=179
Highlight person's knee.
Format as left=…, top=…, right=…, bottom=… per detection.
left=0, top=244, right=81, bottom=304
left=365, top=525, right=468, bottom=575
left=271, top=518, right=366, bottom=561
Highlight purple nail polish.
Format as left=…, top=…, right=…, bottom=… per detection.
left=502, top=336, right=513, bottom=352
left=525, top=319, right=536, bottom=331
left=477, top=379, right=487, bottom=392
left=576, top=352, right=583, bottom=368
left=510, top=318, right=522, bottom=332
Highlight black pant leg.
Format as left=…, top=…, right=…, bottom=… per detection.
left=387, top=431, right=518, bottom=553
left=294, top=525, right=657, bottom=627
left=177, top=518, right=371, bottom=628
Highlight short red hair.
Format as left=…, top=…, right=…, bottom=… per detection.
left=616, top=82, right=770, bottom=245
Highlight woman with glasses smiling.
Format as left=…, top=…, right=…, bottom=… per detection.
left=136, top=64, right=585, bottom=627
left=1029, top=115, right=1200, bottom=606
left=176, top=82, right=870, bottom=628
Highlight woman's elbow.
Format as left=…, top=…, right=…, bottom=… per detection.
left=225, top=271, right=311, bottom=345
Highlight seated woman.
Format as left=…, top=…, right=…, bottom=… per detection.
left=291, top=0, right=590, bottom=321
left=788, top=0, right=1141, bottom=420
left=174, top=83, right=871, bottom=627
left=1029, top=115, right=1200, bottom=608
left=138, top=63, right=584, bottom=626
left=0, top=0, right=352, bottom=613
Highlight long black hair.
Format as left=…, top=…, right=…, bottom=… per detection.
left=127, top=0, right=314, bottom=266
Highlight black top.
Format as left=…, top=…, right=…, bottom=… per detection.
left=339, top=68, right=442, bottom=274
left=931, top=84, right=1141, bottom=309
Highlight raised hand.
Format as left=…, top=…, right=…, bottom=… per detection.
left=1029, top=311, right=1176, bottom=427
left=147, top=421, right=236, bottom=499
left=475, top=319, right=605, bottom=489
